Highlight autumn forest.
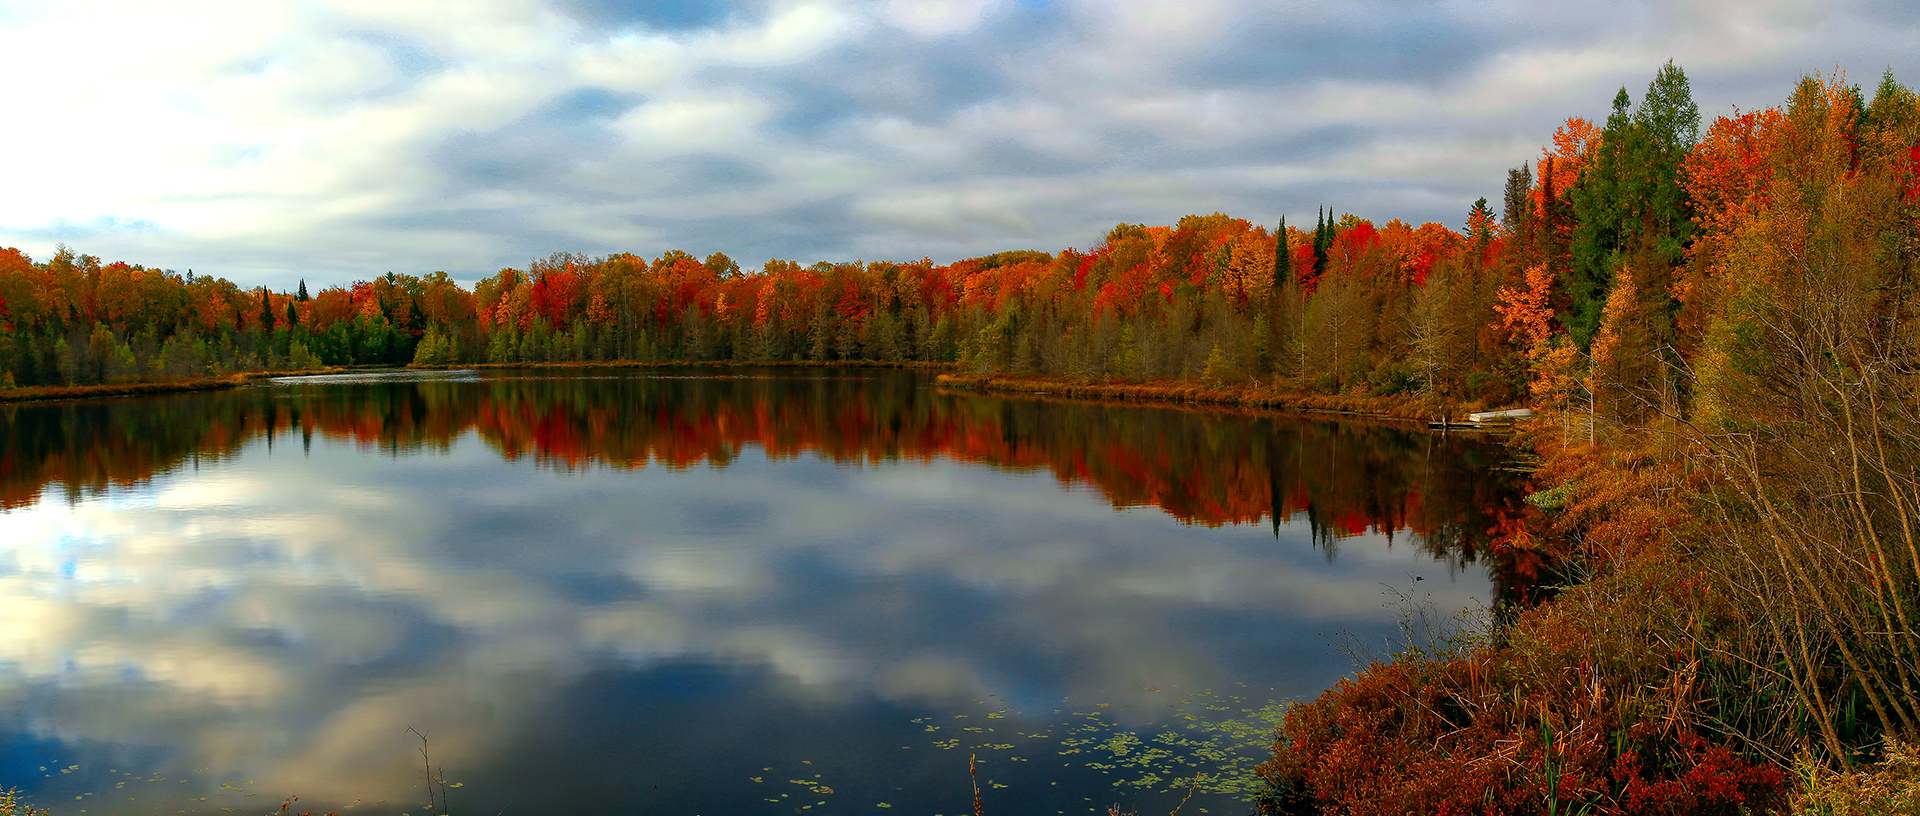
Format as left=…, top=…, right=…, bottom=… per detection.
left=4, top=64, right=1901, bottom=428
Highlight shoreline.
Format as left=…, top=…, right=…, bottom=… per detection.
left=933, top=372, right=1481, bottom=425
left=0, top=360, right=953, bottom=405
left=0, top=368, right=346, bottom=405
left=2, top=363, right=1500, bottom=431
left=415, top=358, right=958, bottom=372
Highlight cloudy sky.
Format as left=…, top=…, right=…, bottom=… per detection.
left=0, top=0, right=1914, bottom=289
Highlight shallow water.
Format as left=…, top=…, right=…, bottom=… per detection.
left=0, top=368, right=1522, bottom=814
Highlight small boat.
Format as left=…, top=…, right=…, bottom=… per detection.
left=1428, top=407, right=1534, bottom=431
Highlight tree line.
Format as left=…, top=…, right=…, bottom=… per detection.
left=1, top=63, right=1915, bottom=440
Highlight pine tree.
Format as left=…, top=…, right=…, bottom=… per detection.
left=1273, top=216, right=1290, bottom=291
left=1312, top=207, right=1330, bottom=277
left=1569, top=62, right=1699, bottom=347
left=1568, top=86, right=1636, bottom=347
left=285, top=301, right=298, bottom=328
left=1502, top=164, right=1531, bottom=236
left=1467, top=197, right=1496, bottom=260
left=296, top=279, right=310, bottom=302
left=1632, top=60, right=1700, bottom=259
left=259, top=288, right=275, bottom=331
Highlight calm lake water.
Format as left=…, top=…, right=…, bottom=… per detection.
left=0, top=368, right=1522, bottom=814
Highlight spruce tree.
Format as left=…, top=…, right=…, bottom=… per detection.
left=296, top=279, right=310, bottom=302
left=1502, top=164, right=1531, bottom=236
left=259, top=288, right=275, bottom=331
left=1313, top=206, right=1331, bottom=277
left=1569, top=62, right=1698, bottom=347
left=1468, top=198, right=1496, bottom=258
left=1540, top=154, right=1561, bottom=273
left=1568, top=87, right=1636, bottom=346
left=1273, top=216, right=1290, bottom=291
left=1632, top=60, right=1700, bottom=258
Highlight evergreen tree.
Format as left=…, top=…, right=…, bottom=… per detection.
left=1538, top=154, right=1571, bottom=279
left=285, top=301, right=298, bottom=328
left=1273, top=216, right=1290, bottom=291
left=1502, top=164, right=1532, bottom=236
left=259, top=288, right=275, bottom=331
left=1568, top=87, right=1636, bottom=346
left=1863, top=69, right=1917, bottom=137
left=296, top=279, right=310, bottom=301
left=1467, top=197, right=1496, bottom=258
left=1569, top=62, right=1699, bottom=347
left=1312, top=207, right=1330, bottom=277
left=1631, top=60, right=1701, bottom=260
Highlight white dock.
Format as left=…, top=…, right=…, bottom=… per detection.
left=1429, top=407, right=1534, bottom=431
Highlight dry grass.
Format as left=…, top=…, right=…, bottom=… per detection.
left=1794, top=739, right=1920, bottom=815
left=413, top=358, right=957, bottom=371
left=0, top=367, right=344, bottom=404
left=934, top=373, right=1464, bottom=422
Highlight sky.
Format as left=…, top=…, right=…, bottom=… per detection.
left=0, top=0, right=1915, bottom=289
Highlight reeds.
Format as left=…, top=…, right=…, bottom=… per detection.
left=933, top=373, right=1456, bottom=422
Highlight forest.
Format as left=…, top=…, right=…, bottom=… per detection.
left=3, top=61, right=1919, bottom=812
left=4, top=60, right=1855, bottom=431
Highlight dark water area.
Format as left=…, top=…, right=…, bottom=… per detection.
left=0, top=368, right=1525, bottom=814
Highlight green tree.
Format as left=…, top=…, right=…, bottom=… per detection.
left=1273, top=216, right=1291, bottom=292
left=1312, top=207, right=1331, bottom=278
left=1502, top=163, right=1531, bottom=237
left=1466, top=197, right=1496, bottom=260
left=1569, top=62, right=1699, bottom=347
left=411, top=327, right=459, bottom=366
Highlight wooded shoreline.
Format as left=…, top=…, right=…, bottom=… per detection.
left=2, top=363, right=1490, bottom=431
left=933, top=372, right=1466, bottom=424
left=0, top=368, right=344, bottom=404
left=0, top=360, right=954, bottom=404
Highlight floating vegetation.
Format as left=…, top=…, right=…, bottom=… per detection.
left=741, top=687, right=1287, bottom=813
left=14, top=689, right=1285, bottom=814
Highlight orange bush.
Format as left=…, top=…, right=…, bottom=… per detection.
left=1257, top=431, right=1790, bottom=815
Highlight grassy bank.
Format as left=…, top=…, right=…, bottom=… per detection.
left=0, top=368, right=344, bottom=405
left=934, top=372, right=1469, bottom=423
left=414, top=358, right=957, bottom=372
left=1255, top=416, right=1920, bottom=815
left=0, top=360, right=949, bottom=405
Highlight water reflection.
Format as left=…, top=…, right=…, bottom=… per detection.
left=0, top=369, right=1522, bottom=814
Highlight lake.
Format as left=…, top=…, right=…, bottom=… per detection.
left=0, top=368, right=1523, bottom=814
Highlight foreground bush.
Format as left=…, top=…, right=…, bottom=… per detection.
left=1257, top=434, right=1792, bottom=815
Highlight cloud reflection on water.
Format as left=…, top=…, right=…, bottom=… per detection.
left=0, top=371, right=1517, bottom=813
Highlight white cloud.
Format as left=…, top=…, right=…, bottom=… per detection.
left=613, top=91, right=775, bottom=149
left=880, top=0, right=1004, bottom=37
left=0, top=0, right=1911, bottom=285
